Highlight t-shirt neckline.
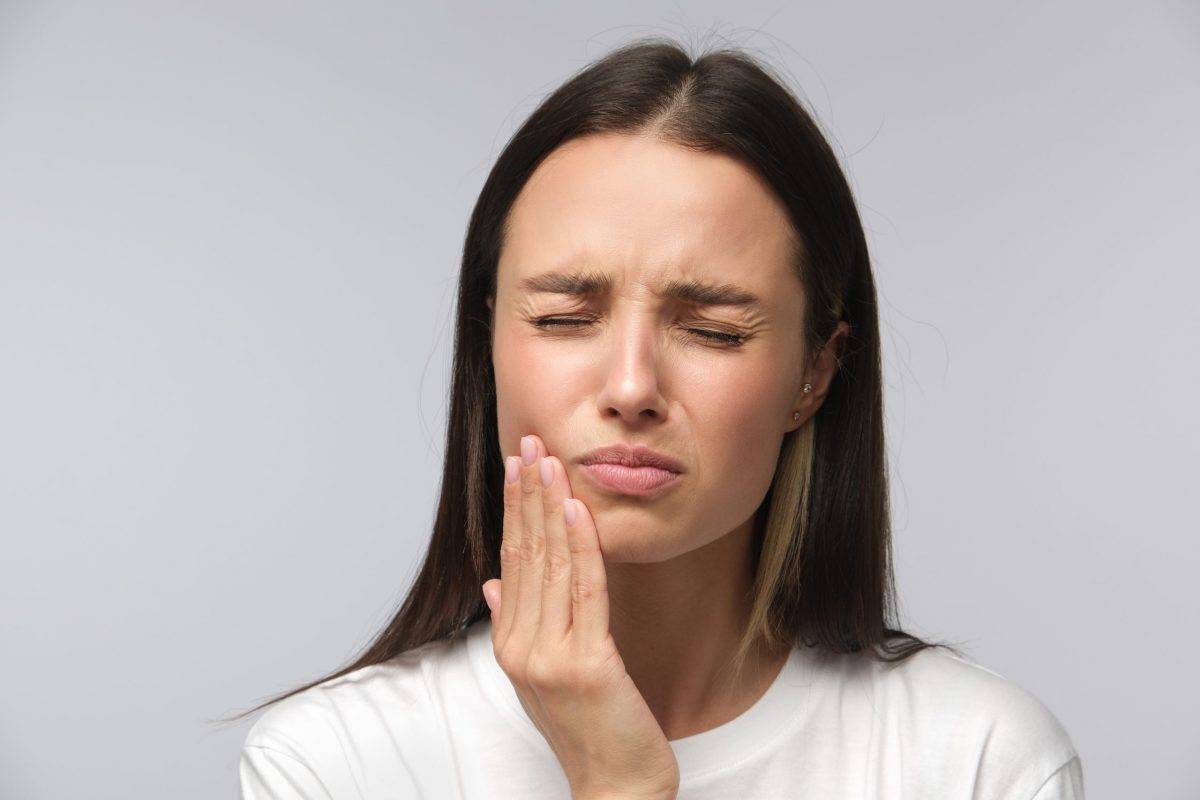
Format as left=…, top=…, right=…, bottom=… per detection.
left=465, top=618, right=816, bottom=782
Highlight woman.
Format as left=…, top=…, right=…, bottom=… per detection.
left=232, top=38, right=1083, bottom=799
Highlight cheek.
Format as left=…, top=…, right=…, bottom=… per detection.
left=684, top=353, right=794, bottom=442
left=683, top=356, right=792, bottom=505
left=492, top=333, right=583, bottom=449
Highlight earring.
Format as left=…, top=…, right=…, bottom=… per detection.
left=793, top=384, right=812, bottom=422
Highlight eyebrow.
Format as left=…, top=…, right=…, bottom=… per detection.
left=517, top=269, right=763, bottom=310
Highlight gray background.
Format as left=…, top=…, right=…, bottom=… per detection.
left=1, top=1, right=1196, bottom=797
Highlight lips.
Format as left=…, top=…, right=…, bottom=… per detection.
left=576, top=443, right=685, bottom=473
left=581, top=463, right=681, bottom=496
left=576, top=444, right=685, bottom=498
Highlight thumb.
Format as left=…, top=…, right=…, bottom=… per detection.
left=481, top=581, right=500, bottom=615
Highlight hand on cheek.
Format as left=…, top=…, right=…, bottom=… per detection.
left=480, top=434, right=681, bottom=800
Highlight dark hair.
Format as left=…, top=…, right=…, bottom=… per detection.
left=216, top=35, right=963, bottom=726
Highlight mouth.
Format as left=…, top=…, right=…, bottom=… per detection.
left=575, top=443, right=685, bottom=498
left=579, top=463, right=682, bottom=498
left=576, top=443, right=686, bottom=474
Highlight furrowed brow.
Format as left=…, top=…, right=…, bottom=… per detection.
left=517, top=269, right=763, bottom=310
left=658, top=277, right=762, bottom=309
left=518, top=269, right=612, bottom=297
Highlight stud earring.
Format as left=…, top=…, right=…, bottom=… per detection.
left=792, top=384, right=812, bottom=422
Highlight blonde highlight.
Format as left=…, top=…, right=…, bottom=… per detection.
left=717, top=407, right=816, bottom=689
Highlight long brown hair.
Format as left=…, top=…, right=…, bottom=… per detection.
left=216, top=35, right=963, bottom=726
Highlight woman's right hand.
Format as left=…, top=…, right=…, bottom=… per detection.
left=481, top=434, right=680, bottom=800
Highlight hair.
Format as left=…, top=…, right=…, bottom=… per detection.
left=215, top=35, right=965, bottom=726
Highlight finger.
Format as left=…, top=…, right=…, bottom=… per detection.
left=566, top=496, right=609, bottom=644
left=496, top=454, right=524, bottom=645
left=515, top=436, right=548, bottom=639
left=537, top=455, right=572, bottom=638
left=499, top=435, right=548, bottom=645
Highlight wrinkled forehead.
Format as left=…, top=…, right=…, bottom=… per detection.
left=496, top=133, right=800, bottom=306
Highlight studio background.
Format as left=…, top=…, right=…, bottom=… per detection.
left=1, top=1, right=1196, bottom=798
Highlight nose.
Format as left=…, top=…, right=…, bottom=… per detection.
left=593, top=310, right=670, bottom=424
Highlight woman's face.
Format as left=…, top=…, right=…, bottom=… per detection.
left=489, top=131, right=824, bottom=563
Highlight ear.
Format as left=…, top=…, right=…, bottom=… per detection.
left=486, top=296, right=494, bottom=311
left=788, top=320, right=851, bottom=430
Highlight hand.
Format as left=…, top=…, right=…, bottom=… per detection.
left=481, top=434, right=680, bottom=800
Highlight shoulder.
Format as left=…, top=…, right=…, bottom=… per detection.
left=882, top=646, right=1077, bottom=748
left=240, top=635, right=466, bottom=792
left=866, top=645, right=1081, bottom=795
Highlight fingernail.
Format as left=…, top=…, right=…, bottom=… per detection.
left=520, top=436, right=536, bottom=466
left=540, top=457, right=553, bottom=487
left=505, top=456, right=520, bottom=484
left=562, top=498, right=577, bottom=525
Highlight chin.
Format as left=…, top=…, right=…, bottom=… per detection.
left=589, top=513, right=696, bottom=564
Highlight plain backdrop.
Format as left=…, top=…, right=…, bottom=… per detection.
left=1, top=1, right=1196, bottom=797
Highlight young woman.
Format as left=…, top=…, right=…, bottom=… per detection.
left=231, top=38, right=1083, bottom=799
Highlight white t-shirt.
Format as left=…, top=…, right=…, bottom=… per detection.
left=240, top=617, right=1083, bottom=799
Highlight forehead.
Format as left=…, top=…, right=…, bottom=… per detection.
left=498, top=132, right=798, bottom=301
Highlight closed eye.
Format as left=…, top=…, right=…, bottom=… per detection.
left=530, top=316, right=746, bottom=348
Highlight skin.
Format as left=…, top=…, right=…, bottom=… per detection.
left=483, top=131, right=848, bottom=786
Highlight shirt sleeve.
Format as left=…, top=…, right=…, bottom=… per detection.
left=240, top=745, right=336, bottom=800
left=1028, top=755, right=1085, bottom=800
